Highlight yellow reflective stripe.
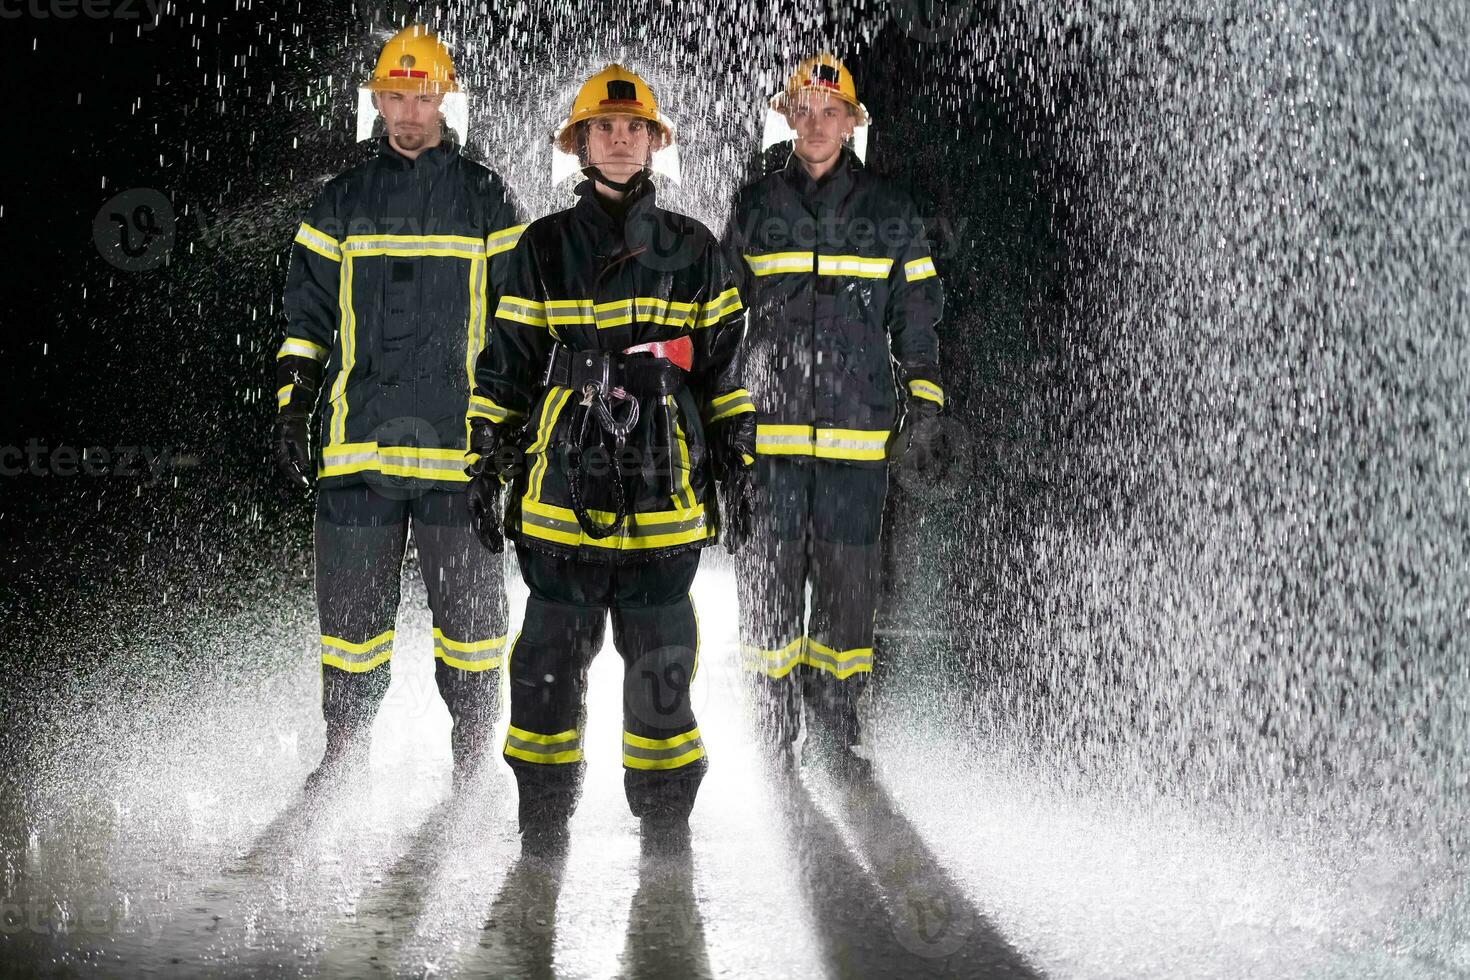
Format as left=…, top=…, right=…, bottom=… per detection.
left=908, top=379, right=945, bottom=407
left=696, top=286, right=743, bottom=327
left=321, top=629, right=394, bottom=673
left=276, top=337, right=328, bottom=361
left=468, top=394, right=522, bottom=424
left=294, top=223, right=342, bottom=262
left=707, top=388, right=755, bottom=423
left=319, top=443, right=471, bottom=482
left=814, top=427, right=889, bottom=462
left=432, top=628, right=506, bottom=671
left=669, top=396, right=695, bottom=511
left=804, top=638, right=874, bottom=679
left=276, top=384, right=293, bottom=409
left=755, top=423, right=815, bottom=455
left=341, top=234, right=487, bottom=259
left=754, top=425, right=890, bottom=460
left=817, top=254, right=894, bottom=279
left=518, top=498, right=709, bottom=551
left=744, top=251, right=814, bottom=276
left=527, top=388, right=574, bottom=504
left=328, top=254, right=356, bottom=445
left=486, top=223, right=527, bottom=258
left=740, top=638, right=804, bottom=679
left=905, top=256, right=938, bottom=282
left=504, top=724, right=583, bottom=764
left=464, top=255, right=487, bottom=451
left=622, top=727, right=706, bottom=771
left=497, top=295, right=549, bottom=327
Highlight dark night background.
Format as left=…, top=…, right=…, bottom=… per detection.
left=1, top=1, right=1084, bottom=756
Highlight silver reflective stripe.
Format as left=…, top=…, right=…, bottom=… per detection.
left=322, top=635, right=393, bottom=667
left=814, top=433, right=886, bottom=452
left=506, top=732, right=581, bottom=757
left=623, top=736, right=704, bottom=763
left=756, top=432, right=814, bottom=449
left=342, top=238, right=486, bottom=256
left=522, top=510, right=583, bottom=535
left=377, top=452, right=463, bottom=472
left=323, top=449, right=378, bottom=466
left=805, top=646, right=874, bottom=672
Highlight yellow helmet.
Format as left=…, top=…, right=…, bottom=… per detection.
left=555, top=64, right=670, bottom=156
left=365, top=25, right=459, bottom=94
left=772, top=53, right=867, bottom=126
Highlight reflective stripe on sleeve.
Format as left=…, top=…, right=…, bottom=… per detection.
left=276, top=337, right=329, bottom=361
left=276, top=385, right=293, bottom=409
left=486, top=224, right=527, bottom=258
left=294, top=223, right=342, bottom=262
left=695, top=286, right=744, bottom=327
left=706, top=388, right=755, bottom=423
left=905, top=256, right=939, bottom=282
left=908, top=379, right=945, bottom=407
left=496, top=296, right=550, bottom=328
left=468, top=394, right=523, bottom=425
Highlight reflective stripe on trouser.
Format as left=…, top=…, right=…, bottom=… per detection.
left=736, top=457, right=888, bottom=743
left=315, top=485, right=508, bottom=754
left=507, top=546, right=705, bottom=825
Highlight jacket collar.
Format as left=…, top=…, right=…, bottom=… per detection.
left=377, top=135, right=459, bottom=171
left=573, top=175, right=659, bottom=232
left=782, top=144, right=860, bottom=199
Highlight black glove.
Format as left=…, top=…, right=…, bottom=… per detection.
left=465, top=418, right=521, bottom=553
left=890, top=400, right=950, bottom=474
left=711, top=413, right=757, bottom=553
left=272, top=414, right=314, bottom=488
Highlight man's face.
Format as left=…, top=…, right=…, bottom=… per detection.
left=584, top=114, right=654, bottom=184
left=374, top=90, right=444, bottom=152
left=784, top=91, right=856, bottom=168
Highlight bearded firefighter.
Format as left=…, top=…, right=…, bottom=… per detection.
left=723, top=54, right=946, bottom=777
left=465, top=64, right=755, bottom=854
left=274, top=26, right=523, bottom=794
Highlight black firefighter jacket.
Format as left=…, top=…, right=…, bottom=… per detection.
left=279, top=137, right=523, bottom=490
left=723, top=148, right=945, bottom=467
left=470, top=179, right=753, bottom=564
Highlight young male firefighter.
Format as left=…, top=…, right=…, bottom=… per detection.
left=465, top=64, right=756, bottom=853
left=274, top=26, right=524, bottom=794
left=724, top=54, right=946, bottom=776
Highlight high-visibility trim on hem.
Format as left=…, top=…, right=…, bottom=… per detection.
left=319, top=443, right=471, bottom=482
left=744, top=251, right=815, bottom=276
left=517, top=498, right=711, bottom=552
left=321, top=629, right=394, bottom=673
left=432, top=628, right=507, bottom=672
left=622, top=728, right=706, bottom=770
left=740, top=638, right=804, bottom=678
left=803, top=638, right=874, bottom=679
left=504, top=725, right=583, bottom=764
left=754, top=424, right=890, bottom=461
left=818, top=254, right=894, bottom=279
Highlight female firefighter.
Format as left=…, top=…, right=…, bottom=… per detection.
left=464, top=65, right=756, bottom=853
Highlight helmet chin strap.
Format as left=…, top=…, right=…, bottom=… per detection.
left=582, top=165, right=651, bottom=194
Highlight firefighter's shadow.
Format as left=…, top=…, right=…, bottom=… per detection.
left=466, top=847, right=569, bottom=980
left=617, top=845, right=712, bottom=980
left=779, top=773, right=1042, bottom=979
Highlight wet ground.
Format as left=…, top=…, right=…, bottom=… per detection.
left=2, top=562, right=1465, bottom=978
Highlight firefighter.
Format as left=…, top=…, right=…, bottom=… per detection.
left=465, top=64, right=755, bottom=854
left=274, top=25, right=524, bottom=795
left=723, top=54, right=946, bottom=777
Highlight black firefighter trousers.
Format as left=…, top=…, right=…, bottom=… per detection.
left=736, top=456, right=889, bottom=749
left=505, top=544, right=706, bottom=830
left=315, top=484, right=508, bottom=775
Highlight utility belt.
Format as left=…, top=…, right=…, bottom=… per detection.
left=540, top=340, right=690, bottom=399
left=540, top=338, right=692, bottom=540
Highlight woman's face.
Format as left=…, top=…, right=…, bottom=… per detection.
left=584, top=114, right=654, bottom=183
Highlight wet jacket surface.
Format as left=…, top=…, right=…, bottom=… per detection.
left=723, top=148, right=945, bottom=466
left=470, top=179, right=753, bottom=564
left=279, top=137, right=523, bottom=490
